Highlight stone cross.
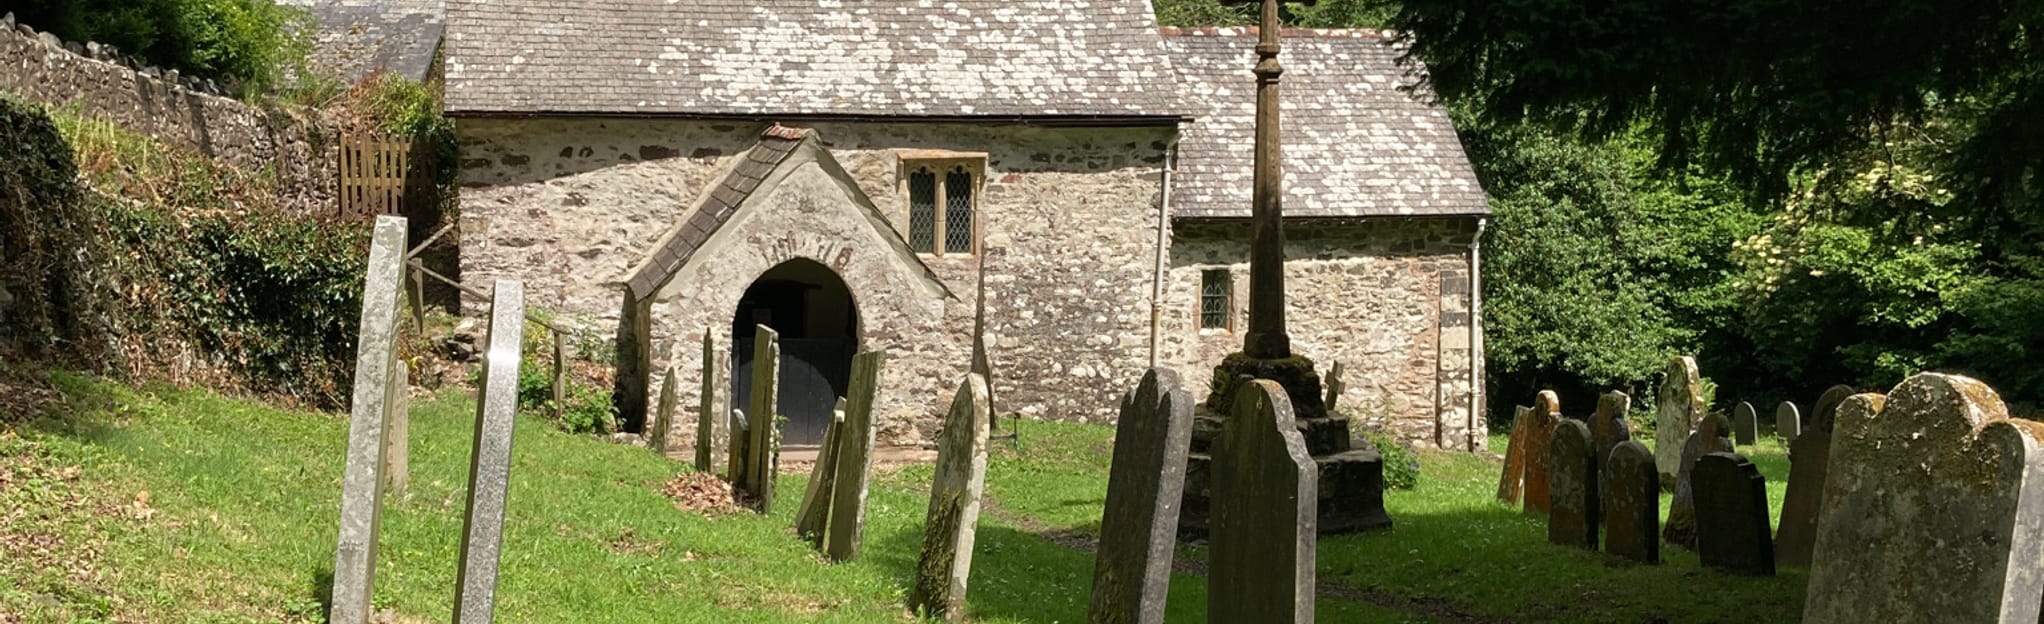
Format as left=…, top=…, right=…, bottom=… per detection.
left=1208, top=379, right=1316, bottom=624
left=745, top=325, right=780, bottom=512
left=1662, top=410, right=1731, bottom=549
left=826, top=351, right=885, bottom=562
left=694, top=329, right=717, bottom=473
left=1806, top=374, right=2044, bottom=623
left=1088, top=368, right=1194, bottom=624
left=384, top=360, right=410, bottom=498
left=1323, top=361, right=1345, bottom=413
left=1731, top=401, right=1757, bottom=446
left=453, top=279, right=526, bottom=624
left=649, top=366, right=676, bottom=455
left=1602, top=440, right=1660, bottom=564
left=1589, top=391, right=1631, bottom=471
left=910, top=373, right=992, bottom=621
left=1693, top=452, right=1773, bottom=576
left=329, top=215, right=406, bottom=624
left=1654, top=356, right=1703, bottom=484
left=1546, top=419, right=1597, bottom=549
left=794, top=401, right=846, bottom=545
left=1521, top=391, right=1561, bottom=515
left=1496, top=405, right=1533, bottom=505
left=1774, top=401, right=1800, bottom=443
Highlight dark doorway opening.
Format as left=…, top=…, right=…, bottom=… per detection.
left=731, top=259, right=859, bottom=446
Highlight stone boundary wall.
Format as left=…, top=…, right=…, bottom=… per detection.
left=0, top=13, right=338, bottom=215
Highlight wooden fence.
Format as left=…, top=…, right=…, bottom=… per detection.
left=338, top=133, right=412, bottom=217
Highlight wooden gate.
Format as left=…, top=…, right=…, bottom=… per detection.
left=338, top=133, right=411, bottom=217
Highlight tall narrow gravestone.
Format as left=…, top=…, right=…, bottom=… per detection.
left=1731, top=402, right=1758, bottom=446
left=1693, top=452, right=1773, bottom=576
left=1496, top=405, right=1534, bottom=505
left=694, top=329, right=717, bottom=473
left=453, top=280, right=526, bottom=624
left=1663, top=411, right=1731, bottom=549
left=1522, top=391, right=1562, bottom=514
left=384, top=360, right=410, bottom=498
left=1774, top=385, right=1856, bottom=568
left=745, top=325, right=780, bottom=512
left=1655, top=356, right=1703, bottom=485
left=793, top=401, right=846, bottom=545
left=1805, top=374, right=2044, bottom=623
left=1547, top=419, right=1597, bottom=549
left=1603, top=441, right=1660, bottom=564
left=649, top=366, right=676, bottom=455
left=1088, top=369, right=1194, bottom=624
left=1209, top=380, right=1317, bottom=624
left=910, top=373, right=992, bottom=621
left=1774, top=401, right=1801, bottom=443
left=329, top=216, right=407, bottom=624
left=726, top=410, right=749, bottom=489
left=826, top=351, right=884, bottom=562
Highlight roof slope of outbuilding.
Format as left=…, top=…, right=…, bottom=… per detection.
left=278, top=0, right=444, bottom=83
left=1163, top=28, right=1489, bottom=219
left=442, top=0, right=1185, bottom=120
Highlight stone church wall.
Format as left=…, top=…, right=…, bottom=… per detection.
left=1163, top=219, right=1485, bottom=451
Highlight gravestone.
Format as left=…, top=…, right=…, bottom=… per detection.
left=1208, top=380, right=1316, bottom=624
left=726, top=409, right=749, bottom=492
left=1775, top=387, right=1853, bottom=568
left=1323, top=361, right=1345, bottom=413
left=1662, top=411, right=1731, bottom=549
left=1654, top=356, right=1703, bottom=484
left=1693, top=452, right=1773, bottom=575
left=454, top=280, right=526, bottom=624
left=826, top=351, right=885, bottom=562
left=745, top=325, right=780, bottom=512
left=1590, top=391, right=1631, bottom=470
left=1805, top=374, right=2044, bottom=623
left=1546, top=419, right=1597, bottom=549
left=1088, top=368, right=1194, bottom=624
left=694, top=329, right=717, bottom=472
left=649, top=366, right=676, bottom=455
left=384, top=360, right=410, bottom=498
left=1774, top=401, right=1801, bottom=443
left=329, top=216, right=407, bottom=624
left=1731, top=402, right=1757, bottom=446
left=1522, top=391, right=1562, bottom=514
left=793, top=400, right=845, bottom=545
left=910, top=373, right=992, bottom=621
left=1495, top=405, right=1534, bottom=505
left=1808, top=384, right=1854, bottom=434
left=1603, top=440, right=1660, bottom=564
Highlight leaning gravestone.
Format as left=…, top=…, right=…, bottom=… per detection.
left=1654, top=356, right=1703, bottom=485
left=826, top=351, right=885, bottom=562
left=649, top=366, right=677, bottom=455
left=726, top=409, right=749, bottom=491
left=1774, top=401, right=1801, bottom=443
left=384, top=360, right=410, bottom=498
left=1209, top=379, right=1316, bottom=624
left=910, top=373, right=992, bottom=621
left=793, top=400, right=846, bottom=545
left=745, top=325, right=780, bottom=512
left=694, top=329, right=717, bottom=473
left=329, top=216, right=407, bottom=624
left=1522, top=391, right=1562, bottom=515
left=1088, top=368, right=1194, bottom=624
left=454, top=280, right=526, bottom=624
left=1496, top=405, right=1534, bottom=505
left=1805, top=374, right=2044, bottom=623
left=1603, top=440, right=1660, bottom=564
left=1662, top=411, right=1731, bottom=549
left=1731, top=402, right=1757, bottom=446
left=1547, top=419, right=1597, bottom=549
left=1775, top=386, right=1855, bottom=568
left=1693, top=452, right=1773, bottom=576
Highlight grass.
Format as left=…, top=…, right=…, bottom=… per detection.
left=0, top=372, right=1806, bottom=623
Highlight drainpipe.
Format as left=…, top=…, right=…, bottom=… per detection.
left=1149, top=140, right=1178, bottom=370
left=1467, top=218, right=1488, bottom=452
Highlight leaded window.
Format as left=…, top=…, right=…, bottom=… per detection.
left=899, top=154, right=983, bottom=257
left=1200, top=269, right=1232, bottom=330
left=908, top=168, right=937, bottom=253
left=944, top=166, right=974, bottom=254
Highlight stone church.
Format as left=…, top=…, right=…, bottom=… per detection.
left=440, top=0, right=1491, bottom=451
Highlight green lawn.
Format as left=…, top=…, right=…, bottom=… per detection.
left=0, top=373, right=1805, bottom=623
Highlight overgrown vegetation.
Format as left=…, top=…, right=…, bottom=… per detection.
left=10, top=0, right=312, bottom=97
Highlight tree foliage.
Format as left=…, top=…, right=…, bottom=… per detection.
left=10, top=0, right=310, bottom=95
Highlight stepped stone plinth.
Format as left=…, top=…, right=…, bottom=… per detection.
left=1181, top=405, right=1392, bottom=538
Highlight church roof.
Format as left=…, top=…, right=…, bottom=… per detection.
left=1163, top=28, right=1490, bottom=219
left=277, top=0, right=444, bottom=83
left=442, top=0, right=1185, bottom=120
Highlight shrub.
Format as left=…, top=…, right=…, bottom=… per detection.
left=1360, top=426, right=1420, bottom=490
left=12, top=0, right=312, bottom=96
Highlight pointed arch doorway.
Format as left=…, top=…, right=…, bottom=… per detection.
left=730, top=259, right=860, bottom=446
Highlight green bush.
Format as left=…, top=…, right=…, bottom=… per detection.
left=12, top=0, right=311, bottom=96
left=1360, top=426, right=1420, bottom=490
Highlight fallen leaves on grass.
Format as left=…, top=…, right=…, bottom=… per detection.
left=661, top=472, right=743, bottom=515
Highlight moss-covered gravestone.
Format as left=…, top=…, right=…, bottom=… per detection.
left=1209, top=380, right=1316, bottom=624
left=910, top=373, right=991, bottom=621
left=744, top=325, right=779, bottom=512
left=694, top=329, right=717, bottom=473
left=1497, top=405, right=1533, bottom=506
left=1522, top=391, right=1562, bottom=515
left=1663, top=411, right=1731, bottom=549
left=649, top=366, right=676, bottom=455
left=793, top=400, right=845, bottom=545
left=1589, top=392, right=1631, bottom=472
left=1089, top=368, right=1193, bottom=624
left=1694, top=452, right=1773, bottom=576
left=1602, top=441, right=1660, bottom=564
left=826, top=351, right=885, bottom=562
left=1547, top=419, right=1597, bottom=549
left=1654, top=356, right=1703, bottom=486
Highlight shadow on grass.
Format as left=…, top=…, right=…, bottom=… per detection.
left=307, top=566, right=335, bottom=621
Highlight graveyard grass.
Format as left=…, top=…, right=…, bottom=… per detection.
left=2, top=373, right=1800, bottom=623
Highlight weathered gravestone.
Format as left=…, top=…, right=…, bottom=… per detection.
left=694, top=329, right=717, bottom=473
left=726, top=409, right=749, bottom=490
left=1654, top=356, right=1703, bottom=485
left=1590, top=391, right=1631, bottom=470
left=826, top=351, right=884, bottom=562
left=1805, top=374, right=2044, bottom=623
left=793, top=399, right=846, bottom=545
left=1547, top=419, right=1597, bottom=549
left=1774, top=386, right=1854, bottom=568
left=384, top=360, right=410, bottom=498
left=1323, top=361, right=1345, bottom=413
left=910, top=373, right=992, bottom=621
left=1693, top=452, right=1773, bottom=576
left=649, top=366, right=676, bottom=455
left=1731, top=401, right=1758, bottom=446
left=1496, top=405, right=1534, bottom=505
left=744, top=325, right=780, bottom=512
left=1662, top=410, right=1732, bottom=549
left=1774, top=401, right=1801, bottom=443
left=454, top=280, right=526, bottom=624
left=1603, top=440, right=1660, bottom=564
left=1209, top=379, right=1316, bottom=624
left=1088, top=368, right=1194, bottom=624
left=1522, top=391, right=1562, bottom=514
left=329, top=215, right=407, bottom=624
